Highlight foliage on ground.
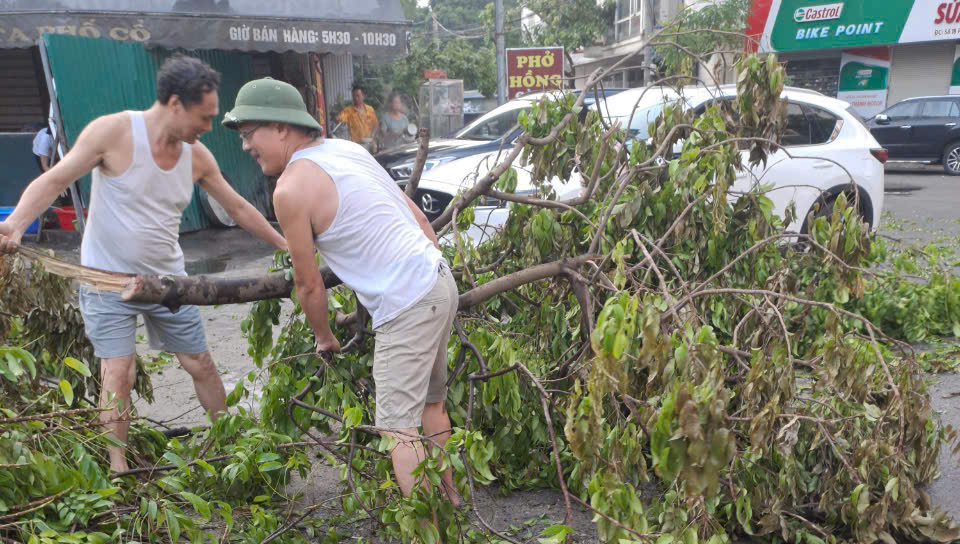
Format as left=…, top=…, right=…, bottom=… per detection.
left=3, top=52, right=960, bottom=544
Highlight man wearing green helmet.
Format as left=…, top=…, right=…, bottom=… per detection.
left=224, top=77, right=462, bottom=513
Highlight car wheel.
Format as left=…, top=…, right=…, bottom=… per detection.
left=802, top=190, right=868, bottom=234
left=943, top=142, right=960, bottom=175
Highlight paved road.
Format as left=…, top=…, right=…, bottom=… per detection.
left=880, top=163, right=960, bottom=245
left=882, top=164, right=960, bottom=521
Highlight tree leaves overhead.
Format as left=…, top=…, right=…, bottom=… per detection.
left=521, top=0, right=616, bottom=53
left=368, top=0, right=614, bottom=100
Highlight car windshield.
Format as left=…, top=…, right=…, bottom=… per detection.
left=455, top=102, right=531, bottom=141
left=600, top=88, right=680, bottom=139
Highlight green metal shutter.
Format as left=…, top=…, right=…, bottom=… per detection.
left=43, top=34, right=269, bottom=232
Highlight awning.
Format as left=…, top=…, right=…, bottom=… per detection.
left=0, top=0, right=409, bottom=56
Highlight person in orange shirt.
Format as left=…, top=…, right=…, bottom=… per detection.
left=336, top=84, right=378, bottom=152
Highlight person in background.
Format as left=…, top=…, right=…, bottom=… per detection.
left=336, top=84, right=378, bottom=152
left=378, top=91, right=410, bottom=151
left=32, top=122, right=55, bottom=172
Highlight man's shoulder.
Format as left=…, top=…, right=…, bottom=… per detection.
left=85, top=112, right=133, bottom=139
left=189, top=139, right=214, bottom=158
left=276, top=159, right=331, bottom=201
left=97, top=111, right=133, bottom=127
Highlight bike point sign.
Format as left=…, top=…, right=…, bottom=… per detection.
left=755, top=0, right=960, bottom=52
left=506, top=47, right=564, bottom=100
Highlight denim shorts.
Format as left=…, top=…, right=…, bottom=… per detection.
left=78, top=287, right=208, bottom=358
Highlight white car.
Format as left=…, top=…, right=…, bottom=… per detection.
left=417, top=151, right=584, bottom=245
left=599, top=84, right=886, bottom=233
left=417, top=84, right=886, bottom=245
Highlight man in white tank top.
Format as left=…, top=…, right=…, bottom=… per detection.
left=223, top=78, right=462, bottom=516
left=0, top=56, right=287, bottom=473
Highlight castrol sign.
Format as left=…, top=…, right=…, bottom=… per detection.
left=793, top=3, right=844, bottom=23
left=506, top=47, right=564, bottom=100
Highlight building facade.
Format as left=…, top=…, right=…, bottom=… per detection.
left=749, top=0, right=960, bottom=116
left=571, top=0, right=731, bottom=91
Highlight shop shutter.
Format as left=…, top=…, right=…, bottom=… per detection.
left=888, top=43, right=956, bottom=106
left=322, top=53, right=354, bottom=108
left=0, top=48, right=47, bottom=132
left=783, top=56, right=841, bottom=97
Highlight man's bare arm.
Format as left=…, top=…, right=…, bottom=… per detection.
left=273, top=161, right=340, bottom=352
left=194, top=143, right=287, bottom=251
left=0, top=115, right=116, bottom=252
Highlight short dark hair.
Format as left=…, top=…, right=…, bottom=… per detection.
left=156, top=54, right=221, bottom=108
left=352, top=84, right=364, bottom=94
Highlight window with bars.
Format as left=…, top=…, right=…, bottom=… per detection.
left=615, top=0, right=644, bottom=42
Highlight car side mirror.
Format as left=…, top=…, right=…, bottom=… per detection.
left=874, top=114, right=889, bottom=125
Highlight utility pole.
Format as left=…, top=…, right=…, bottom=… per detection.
left=495, top=0, right=506, bottom=105
left=432, top=10, right=439, bottom=48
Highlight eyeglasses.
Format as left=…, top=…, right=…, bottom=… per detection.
left=239, top=124, right=262, bottom=143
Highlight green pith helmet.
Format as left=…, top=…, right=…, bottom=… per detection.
left=222, top=77, right=322, bottom=131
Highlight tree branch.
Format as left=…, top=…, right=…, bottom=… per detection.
left=404, top=127, right=431, bottom=199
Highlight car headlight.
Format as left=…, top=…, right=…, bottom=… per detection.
left=389, top=157, right=455, bottom=180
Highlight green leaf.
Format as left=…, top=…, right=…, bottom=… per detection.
left=162, top=452, right=190, bottom=472
left=59, top=379, right=74, bottom=406
left=165, top=509, right=181, bottom=543
left=736, top=493, right=754, bottom=534
left=257, top=452, right=280, bottom=464
left=537, top=524, right=572, bottom=544
left=851, top=483, right=869, bottom=515
left=180, top=491, right=211, bottom=519
left=259, top=461, right=283, bottom=472
left=885, top=477, right=899, bottom=501
left=343, top=406, right=362, bottom=429
left=64, top=357, right=92, bottom=378
left=194, top=459, right=217, bottom=477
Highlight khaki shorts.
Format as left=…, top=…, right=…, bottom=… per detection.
left=373, top=264, right=458, bottom=430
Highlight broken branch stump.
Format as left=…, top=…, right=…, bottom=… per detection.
left=120, top=268, right=342, bottom=313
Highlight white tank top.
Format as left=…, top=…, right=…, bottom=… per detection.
left=289, top=140, right=443, bottom=328
left=81, top=111, right=193, bottom=276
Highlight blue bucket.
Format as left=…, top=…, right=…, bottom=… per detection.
left=0, top=207, right=39, bottom=235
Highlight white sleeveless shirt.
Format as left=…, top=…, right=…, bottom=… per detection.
left=289, top=139, right=443, bottom=328
left=81, top=111, right=193, bottom=276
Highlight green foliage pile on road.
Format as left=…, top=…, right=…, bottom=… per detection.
left=235, top=54, right=960, bottom=543
left=3, top=51, right=960, bottom=544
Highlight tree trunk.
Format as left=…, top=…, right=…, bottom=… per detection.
left=121, top=268, right=342, bottom=313
left=122, top=255, right=597, bottom=313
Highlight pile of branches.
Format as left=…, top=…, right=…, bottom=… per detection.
left=221, top=53, right=960, bottom=543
